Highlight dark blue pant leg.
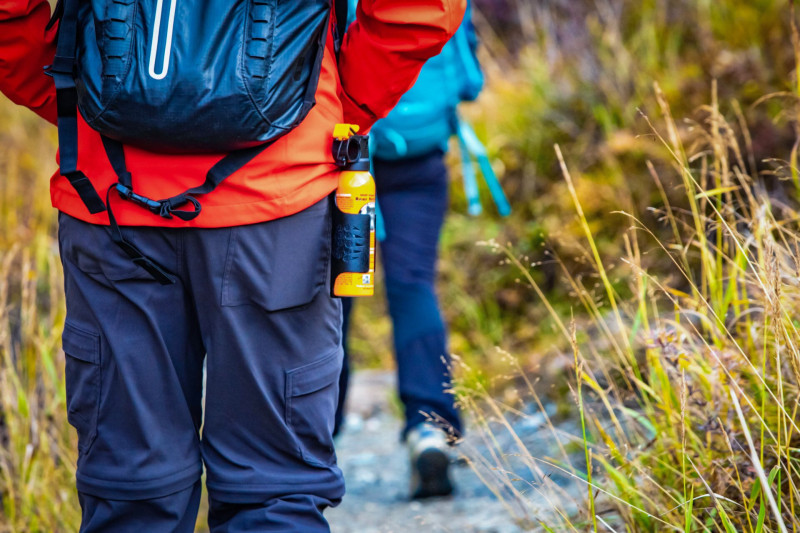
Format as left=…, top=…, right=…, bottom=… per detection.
left=77, top=481, right=202, bottom=533
left=385, top=280, right=457, bottom=436
left=333, top=297, right=353, bottom=436
left=207, top=494, right=332, bottom=532
left=58, top=213, right=206, bottom=532
left=375, top=151, right=461, bottom=437
left=187, top=198, right=344, bottom=531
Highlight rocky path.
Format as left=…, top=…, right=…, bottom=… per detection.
left=326, top=371, right=588, bottom=533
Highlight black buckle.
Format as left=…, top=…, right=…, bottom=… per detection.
left=116, top=184, right=162, bottom=213
left=115, top=185, right=203, bottom=222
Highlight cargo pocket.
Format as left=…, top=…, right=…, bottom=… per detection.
left=285, top=349, right=341, bottom=467
left=62, top=322, right=102, bottom=454
left=221, top=198, right=331, bottom=311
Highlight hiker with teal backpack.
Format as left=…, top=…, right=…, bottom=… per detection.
left=335, top=0, right=510, bottom=499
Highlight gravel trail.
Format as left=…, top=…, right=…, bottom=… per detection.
left=326, top=370, right=586, bottom=533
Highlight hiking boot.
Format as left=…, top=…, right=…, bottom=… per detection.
left=407, top=422, right=454, bottom=499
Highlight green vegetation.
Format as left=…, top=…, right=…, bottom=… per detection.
left=451, top=0, right=800, bottom=530
left=460, top=95, right=800, bottom=529
left=2, top=0, right=800, bottom=530
left=0, top=101, right=76, bottom=530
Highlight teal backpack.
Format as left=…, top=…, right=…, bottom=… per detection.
left=346, top=0, right=510, bottom=231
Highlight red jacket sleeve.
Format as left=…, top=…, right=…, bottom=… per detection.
left=0, top=0, right=58, bottom=124
left=338, top=0, right=466, bottom=130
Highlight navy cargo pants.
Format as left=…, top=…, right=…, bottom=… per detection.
left=335, top=150, right=462, bottom=438
left=58, top=197, right=344, bottom=532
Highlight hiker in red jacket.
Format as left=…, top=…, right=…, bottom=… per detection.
left=0, top=0, right=465, bottom=530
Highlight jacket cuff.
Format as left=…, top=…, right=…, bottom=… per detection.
left=339, top=88, right=378, bottom=133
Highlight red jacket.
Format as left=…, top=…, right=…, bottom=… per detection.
left=0, top=0, right=465, bottom=227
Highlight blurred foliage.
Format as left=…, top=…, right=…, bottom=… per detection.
left=0, top=96, right=75, bottom=530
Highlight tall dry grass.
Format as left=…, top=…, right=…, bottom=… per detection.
left=0, top=100, right=78, bottom=530
left=459, top=81, right=800, bottom=531
left=451, top=2, right=800, bottom=530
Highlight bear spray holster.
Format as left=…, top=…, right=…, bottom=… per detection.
left=330, top=205, right=370, bottom=275
left=330, top=124, right=376, bottom=297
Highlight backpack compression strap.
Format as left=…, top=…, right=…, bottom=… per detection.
left=46, top=0, right=106, bottom=215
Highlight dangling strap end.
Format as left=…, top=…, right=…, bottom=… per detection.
left=106, top=183, right=178, bottom=286
left=132, top=257, right=177, bottom=285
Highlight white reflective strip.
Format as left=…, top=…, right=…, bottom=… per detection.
left=148, top=0, right=177, bottom=80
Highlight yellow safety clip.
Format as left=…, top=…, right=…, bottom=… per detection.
left=333, top=123, right=360, bottom=141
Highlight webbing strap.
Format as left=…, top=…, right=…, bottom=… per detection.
left=334, top=0, right=349, bottom=54
left=101, top=136, right=271, bottom=223
left=45, top=0, right=64, bottom=31
left=105, top=187, right=177, bottom=285
left=100, top=137, right=271, bottom=283
left=455, top=113, right=511, bottom=217
left=100, top=137, right=273, bottom=283
left=181, top=143, right=271, bottom=199
left=100, top=136, right=132, bottom=188
left=49, top=0, right=106, bottom=214
left=153, top=144, right=269, bottom=221
left=455, top=118, right=482, bottom=216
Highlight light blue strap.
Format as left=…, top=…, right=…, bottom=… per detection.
left=456, top=115, right=511, bottom=217
left=374, top=200, right=387, bottom=242
left=453, top=23, right=484, bottom=99
left=455, top=119, right=483, bottom=216
left=346, top=0, right=358, bottom=27
left=367, top=133, right=388, bottom=241
left=383, top=128, right=408, bottom=159
left=477, top=153, right=510, bottom=217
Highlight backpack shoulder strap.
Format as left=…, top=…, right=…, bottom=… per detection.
left=334, top=0, right=349, bottom=54
left=47, top=0, right=106, bottom=214
left=452, top=0, right=485, bottom=102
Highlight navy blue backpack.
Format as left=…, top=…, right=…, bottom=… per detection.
left=48, top=0, right=346, bottom=283
left=51, top=0, right=332, bottom=154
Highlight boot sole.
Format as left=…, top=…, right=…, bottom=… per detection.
left=412, top=448, right=453, bottom=499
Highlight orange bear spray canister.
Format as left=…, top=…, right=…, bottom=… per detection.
left=331, top=124, right=375, bottom=297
